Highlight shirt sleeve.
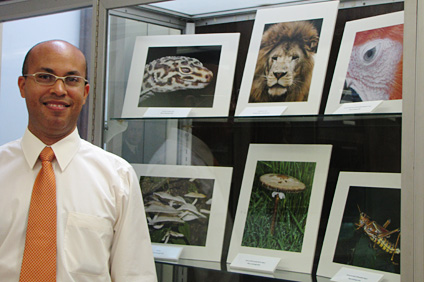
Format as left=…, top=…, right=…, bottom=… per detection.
left=109, top=164, right=157, bottom=282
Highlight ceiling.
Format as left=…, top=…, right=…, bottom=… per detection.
left=148, top=0, right=302, bottom=16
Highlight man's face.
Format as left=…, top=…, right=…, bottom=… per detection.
left=125, top=122, right=143, bottom=146
left=18, top=41, right=89, bottom=144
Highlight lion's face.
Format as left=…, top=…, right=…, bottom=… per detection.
left=249, top=21, right=318, bottom=103
left=265, top=42, right=304, bottom=97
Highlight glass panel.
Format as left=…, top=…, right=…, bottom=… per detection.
left=102, top=1, right=403, bottom=281
left=104, top=14, right=181, bottom=162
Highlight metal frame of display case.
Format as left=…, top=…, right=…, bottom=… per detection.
left=88, top=2, right=416, bottom=282
left=403, top=0, right=424, bottom=280
left=92, top=0, right=422, bottom=281
left=87, top=0, right=166, bottom=146
left=0, top=0, right=423, bottom=280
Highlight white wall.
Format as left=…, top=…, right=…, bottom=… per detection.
left=0, top=10, right=81, bottom=145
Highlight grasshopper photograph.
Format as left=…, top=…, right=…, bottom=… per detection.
left=333, top=185, right=401, bottom=274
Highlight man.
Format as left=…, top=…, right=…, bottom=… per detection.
left=122, top=121, right=144, bottom=163
left=0, top=40, right=157, bottom=281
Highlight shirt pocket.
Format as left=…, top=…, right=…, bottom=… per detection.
left=64, top=212, right=113, bottom=279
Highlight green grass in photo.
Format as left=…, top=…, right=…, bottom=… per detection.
left=241, top=161, right=316, bottom=252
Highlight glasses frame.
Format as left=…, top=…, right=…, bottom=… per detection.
left=23, top=72, right=88, bottom=87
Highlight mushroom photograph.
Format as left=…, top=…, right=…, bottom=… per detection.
left=139, top=176, right=214, bottom=246
left=241, top=160, right=316, bottom=251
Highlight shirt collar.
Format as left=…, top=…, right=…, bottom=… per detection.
left=21, top=128, right=81, bottom=172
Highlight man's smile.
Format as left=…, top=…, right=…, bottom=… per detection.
left=44, top=101, right=70, bottom=109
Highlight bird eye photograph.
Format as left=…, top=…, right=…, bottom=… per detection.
left=324, top=11, right=404, bottom=114
left=340, top=24, right=403, bottom=103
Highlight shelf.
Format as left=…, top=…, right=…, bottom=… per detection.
left=108, top=113, right=401, bottom=123
left=155, top=259, right=330, bottom=282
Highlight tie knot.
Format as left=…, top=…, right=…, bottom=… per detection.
left=39, top=147, right=55, bottom=162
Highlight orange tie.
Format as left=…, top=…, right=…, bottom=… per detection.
left=20, top=147, right=57, bottom=281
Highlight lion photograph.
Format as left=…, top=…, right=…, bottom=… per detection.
left=249, top=19, right=323, bottom=103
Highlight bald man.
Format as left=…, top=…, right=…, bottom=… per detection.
left=0, top=40, right=157, bottom=281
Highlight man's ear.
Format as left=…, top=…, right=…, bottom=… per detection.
left=82, top=83, right=90, bottom=105
left=18, top=76, right=26, bottom=98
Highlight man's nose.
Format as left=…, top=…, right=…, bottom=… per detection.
left=51, top=78, right=67, bottom=94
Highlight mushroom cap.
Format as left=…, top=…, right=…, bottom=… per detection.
left=260, top=173, right=306, bottom=193
left=184, top=192, right=207, bottom=198
left=145, top=201, right=179, bottom=214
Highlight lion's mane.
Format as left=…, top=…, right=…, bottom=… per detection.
left=249, top=21, right=319, bottom=103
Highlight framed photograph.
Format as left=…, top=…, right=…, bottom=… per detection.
left=121, top=33, right=239, bottom=118
left=235, top=1, right=338, bottom=116
left=317, top=172, right=401, bottom=281
left=324, top=12, right=404, bottom=114
left=227, top=144, right=332, bottom=274
left=132, top=164, right=233, bottom=262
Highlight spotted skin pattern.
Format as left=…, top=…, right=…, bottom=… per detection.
left=139, top=56, right=213, bottom=105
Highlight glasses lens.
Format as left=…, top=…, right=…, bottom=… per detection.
left=64, top=76, right=84, bottom=87
left=34, top=73, right=56, bottom=85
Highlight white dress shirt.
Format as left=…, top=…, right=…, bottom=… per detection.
left=0, top=128, right=157, bottom=281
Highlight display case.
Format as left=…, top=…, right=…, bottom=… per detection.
left=89, top=0, right=412, bottom=281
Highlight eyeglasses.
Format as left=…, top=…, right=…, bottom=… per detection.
left=23, top=72, right=88, bottom=87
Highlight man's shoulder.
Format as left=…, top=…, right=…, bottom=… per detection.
left=79, top=139, right=131, bottom=167
left=0, top=138, right=22, bottom=154
left=0, top=139, right=23, bottom=168
left=77, top=140, right=136, bottom=183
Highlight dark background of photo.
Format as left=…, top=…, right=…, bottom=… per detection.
left=333, top=185, right=400, bottom=273
left=263, top=18, right=324, bottom=37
